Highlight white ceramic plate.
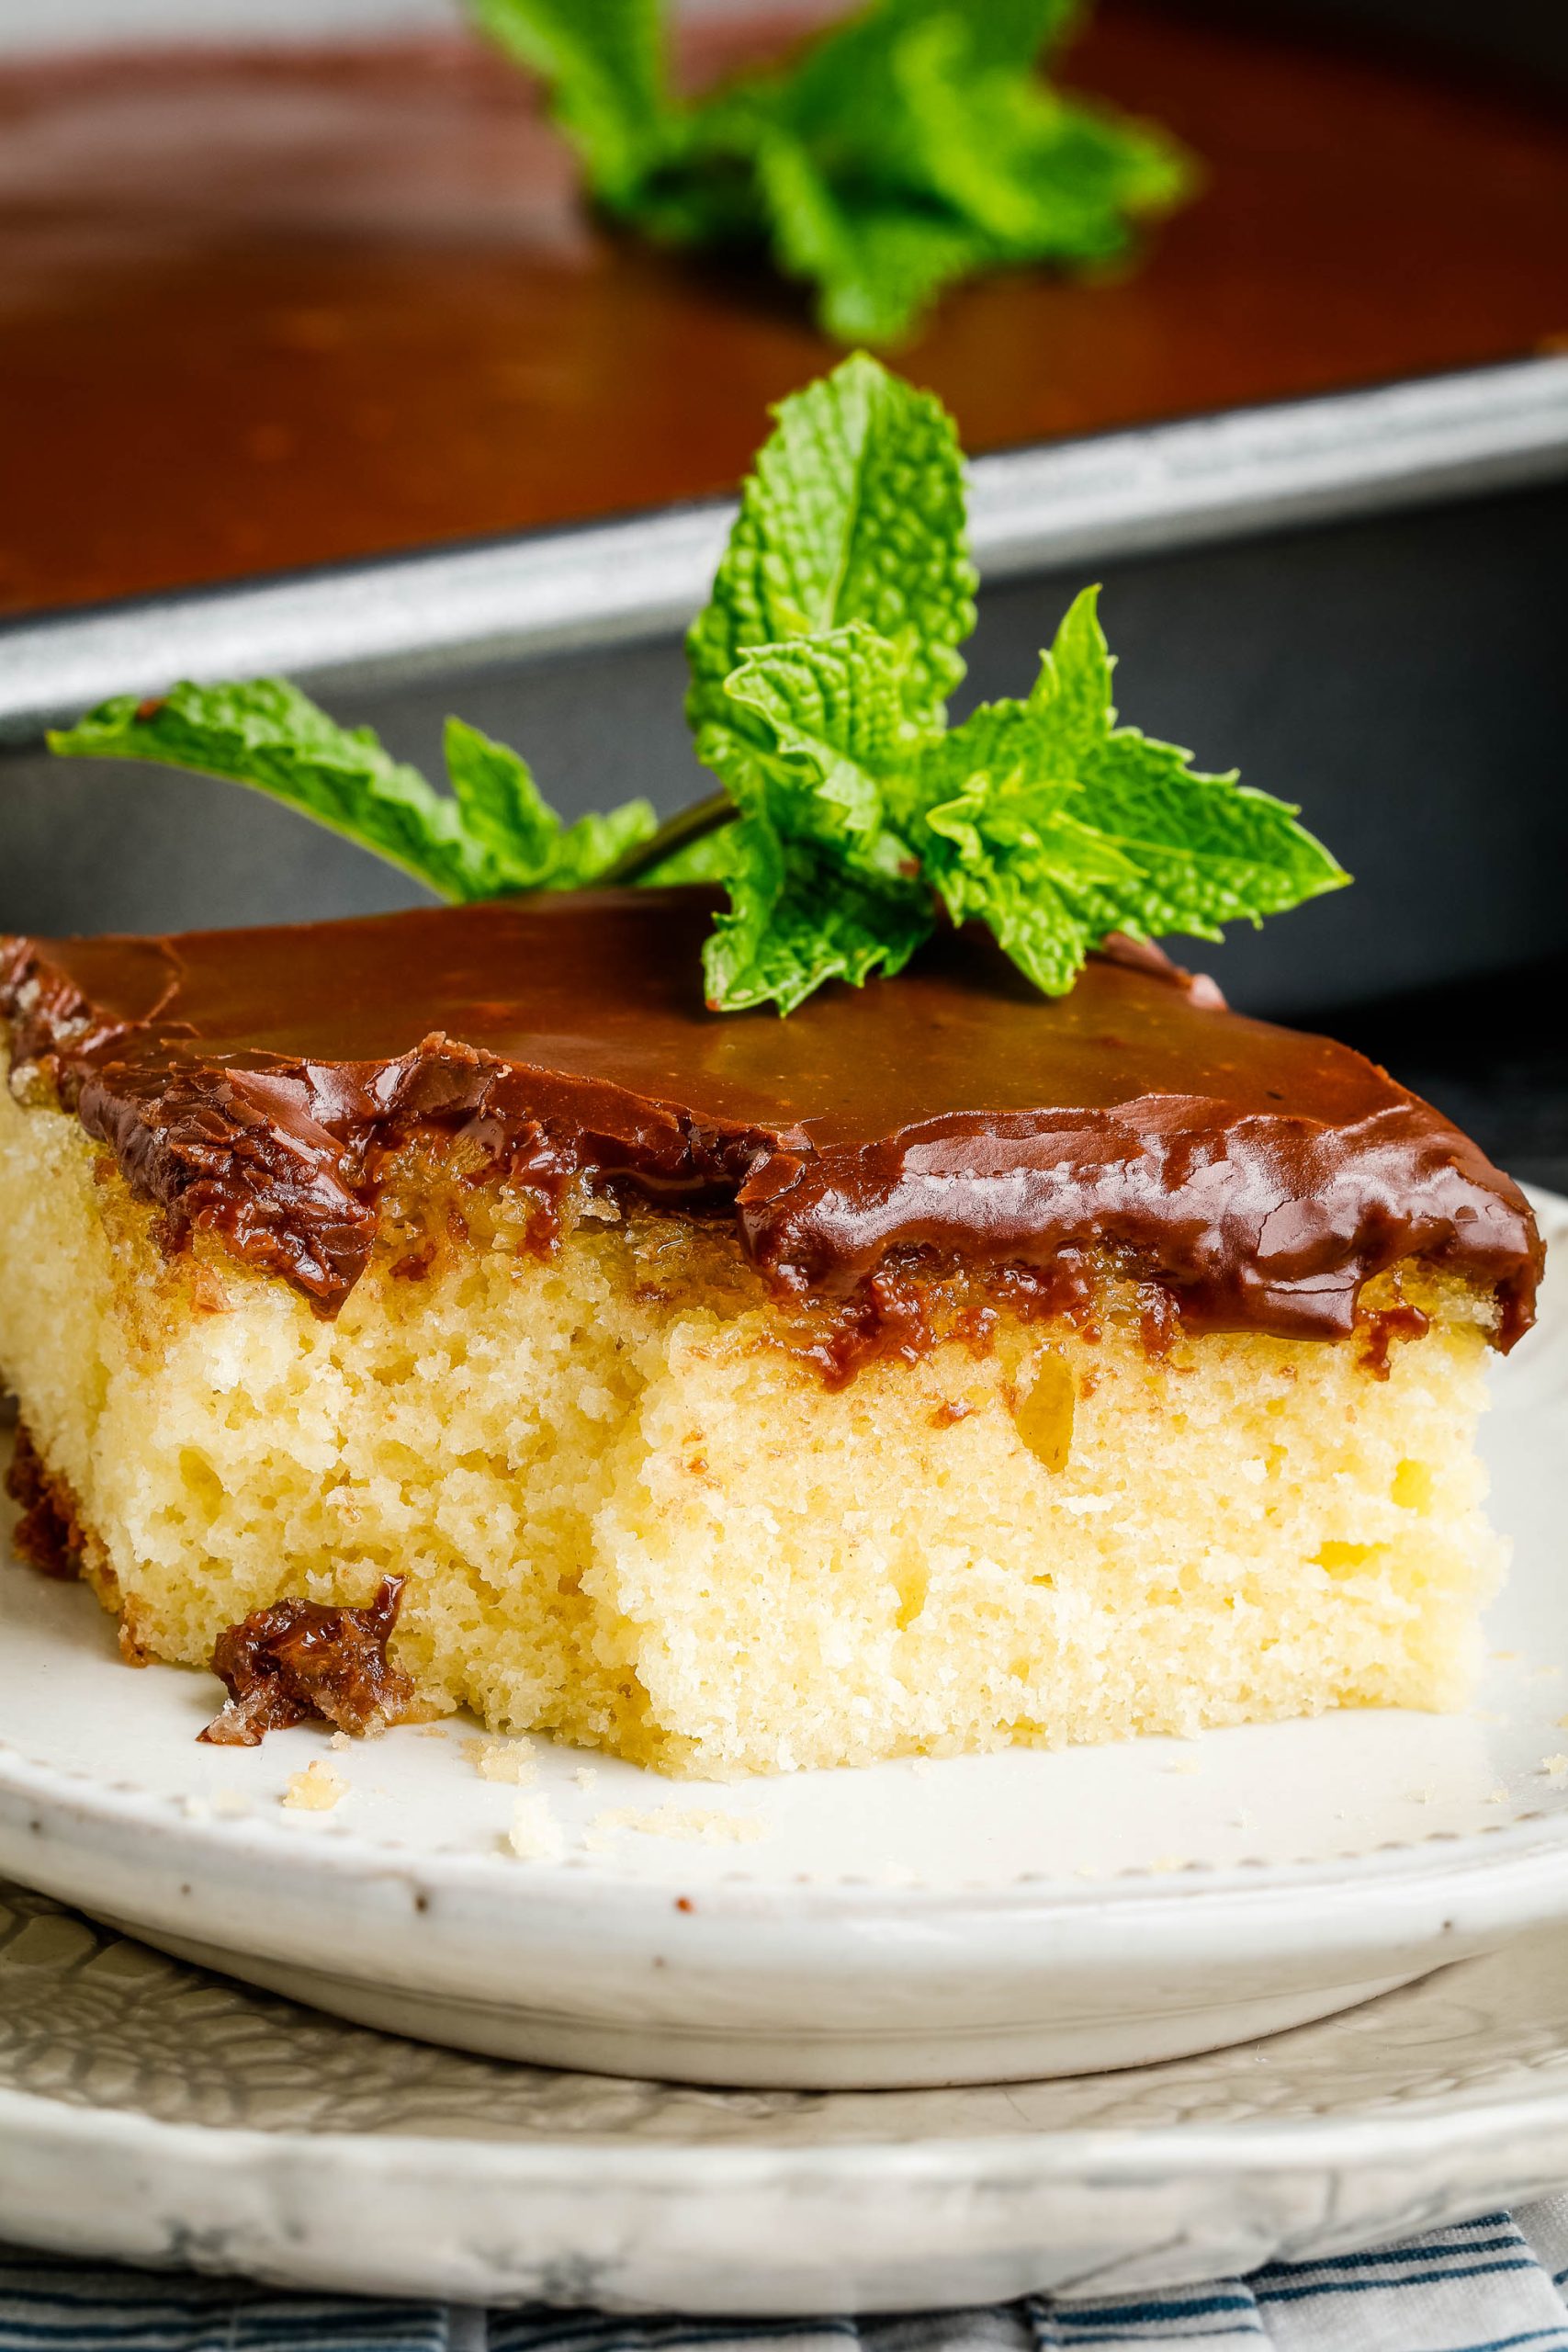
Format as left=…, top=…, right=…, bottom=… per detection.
left=0, top=1189, right=1563, bottom=2092
left=3, top=1876, right=1568, bottom=2312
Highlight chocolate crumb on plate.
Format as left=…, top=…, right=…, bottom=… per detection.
left=199, top=1575, right=422, bottom=1746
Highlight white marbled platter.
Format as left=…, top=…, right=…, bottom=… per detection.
left=2, top=1877, right=1568, bottom=2310
left=0, top=1191, right=1563, bottom=2091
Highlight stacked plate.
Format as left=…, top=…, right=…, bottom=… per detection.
left=0, top=1192, right=1562, bottom=2307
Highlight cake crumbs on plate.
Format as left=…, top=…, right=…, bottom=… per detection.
left=505, top=1792, right=565, bottom=1862
left=1165, top=1757, right=1201, bottom=1776
left=283, top=1758, right=346, bottom=1812
left=1484, top=1785, right=1511, bottom=1805
left=329, top=1730, right=351, bottom=1751
left=465, top=1736, right=536, bottom=1785
left=1540, top=1754, right=1568, bottom=1785
left=585, top=1804, right=765, bottom=1850
left=572, top=1766, right=600, bottom=1792
left=211, top=1788, right=251, bottom=1819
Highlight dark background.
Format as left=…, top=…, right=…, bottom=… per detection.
left=1212, top=0, right=1568, bottom=83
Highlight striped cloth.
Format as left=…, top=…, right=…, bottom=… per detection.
left=2, top=2202, right=1565, bottom=2352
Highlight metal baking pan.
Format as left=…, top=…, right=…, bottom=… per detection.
left=4, top=354, right=1566, bottom=1016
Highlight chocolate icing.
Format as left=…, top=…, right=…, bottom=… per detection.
left=0, top=892, right=1540, bottom=1348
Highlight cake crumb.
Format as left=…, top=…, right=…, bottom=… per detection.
left=1484, top=1786, right=1510, bottom=1806
left=572, top=1767, right=600, bottom=1793
left=1165, top=1757, right=1201, bottom=1776
left=329, top=1731, right=351, bottom=1752
left=411, top=1720, right=451, bottom=1737
left=1540, top=1754, right=1568, bottom=1785
left=211, top=1788, right=251, bottom=1819
left=506, top=1792, right=565, bottom=1862
left=182, top=1794, right=209, bottom=1820
left=587, top=1804, right=765, bottom=1848
left=466, top=1736, right=536, bottom=1785
left=283, top=1758, right=346, bottom=1812
left=1491, top=1649, right=1519, bottom=1664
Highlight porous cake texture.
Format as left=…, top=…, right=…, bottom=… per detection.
left=0, top=1065, right=1505, bottom=1775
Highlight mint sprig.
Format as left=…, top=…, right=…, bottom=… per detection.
left=667, top=356, right=1347, bottom=1011
left=49, top=353, right=1348, bottom=1017
left=467, top=0, right=1193, bottom=347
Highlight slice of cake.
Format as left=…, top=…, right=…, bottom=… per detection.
left=0, top=890, right=1540, bottom=1775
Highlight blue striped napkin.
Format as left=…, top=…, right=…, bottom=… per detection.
left=2, top=2201, right=1564, bottom=2352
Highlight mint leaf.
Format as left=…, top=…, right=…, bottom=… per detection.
left=722, top=621, right=938, bottom=842
left=687, top=353, right=976, bottom=782
left=704, top=813, right=932, bottom=1016
left=49, top=686, right=657, bottom=907
left=443, top=718, right=656, bottom=892
left=699, top=624, right=934, bottom=1013
left=443, top=717, right=557, bottom=889
left=915, top=694, right=1125, bottom=993
left=752, top=131, right=987, bottom=346
left=466, top=0, right=670, bottom=208
left=916, top=587, right=1348, bottom=993
left=1036, top=588, right=1348, bottom=940
left=925, top=794, right=1137, bottom=997
left=874, top=17, right=1190, bottom=267
left=550, top=800, right=663, bottom=888
left=51, top=681, right=477, bottom=900
left=804, top=0, right=1076, bottom=77
left=942, top=0, right=1078, bottom=71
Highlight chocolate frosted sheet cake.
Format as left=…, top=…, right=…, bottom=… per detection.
left=0, top=892, right=1541, bottom=1773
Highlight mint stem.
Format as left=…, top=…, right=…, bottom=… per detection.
left=604, top=789, right=735, bottom=884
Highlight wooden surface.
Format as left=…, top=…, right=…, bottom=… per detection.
left=2, top=5, right=1565, bottom=616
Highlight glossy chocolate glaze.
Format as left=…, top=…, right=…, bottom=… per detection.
left=0, top=894, right=1540, bottom=1348
left=4, top=10, right=1567, bottom=612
